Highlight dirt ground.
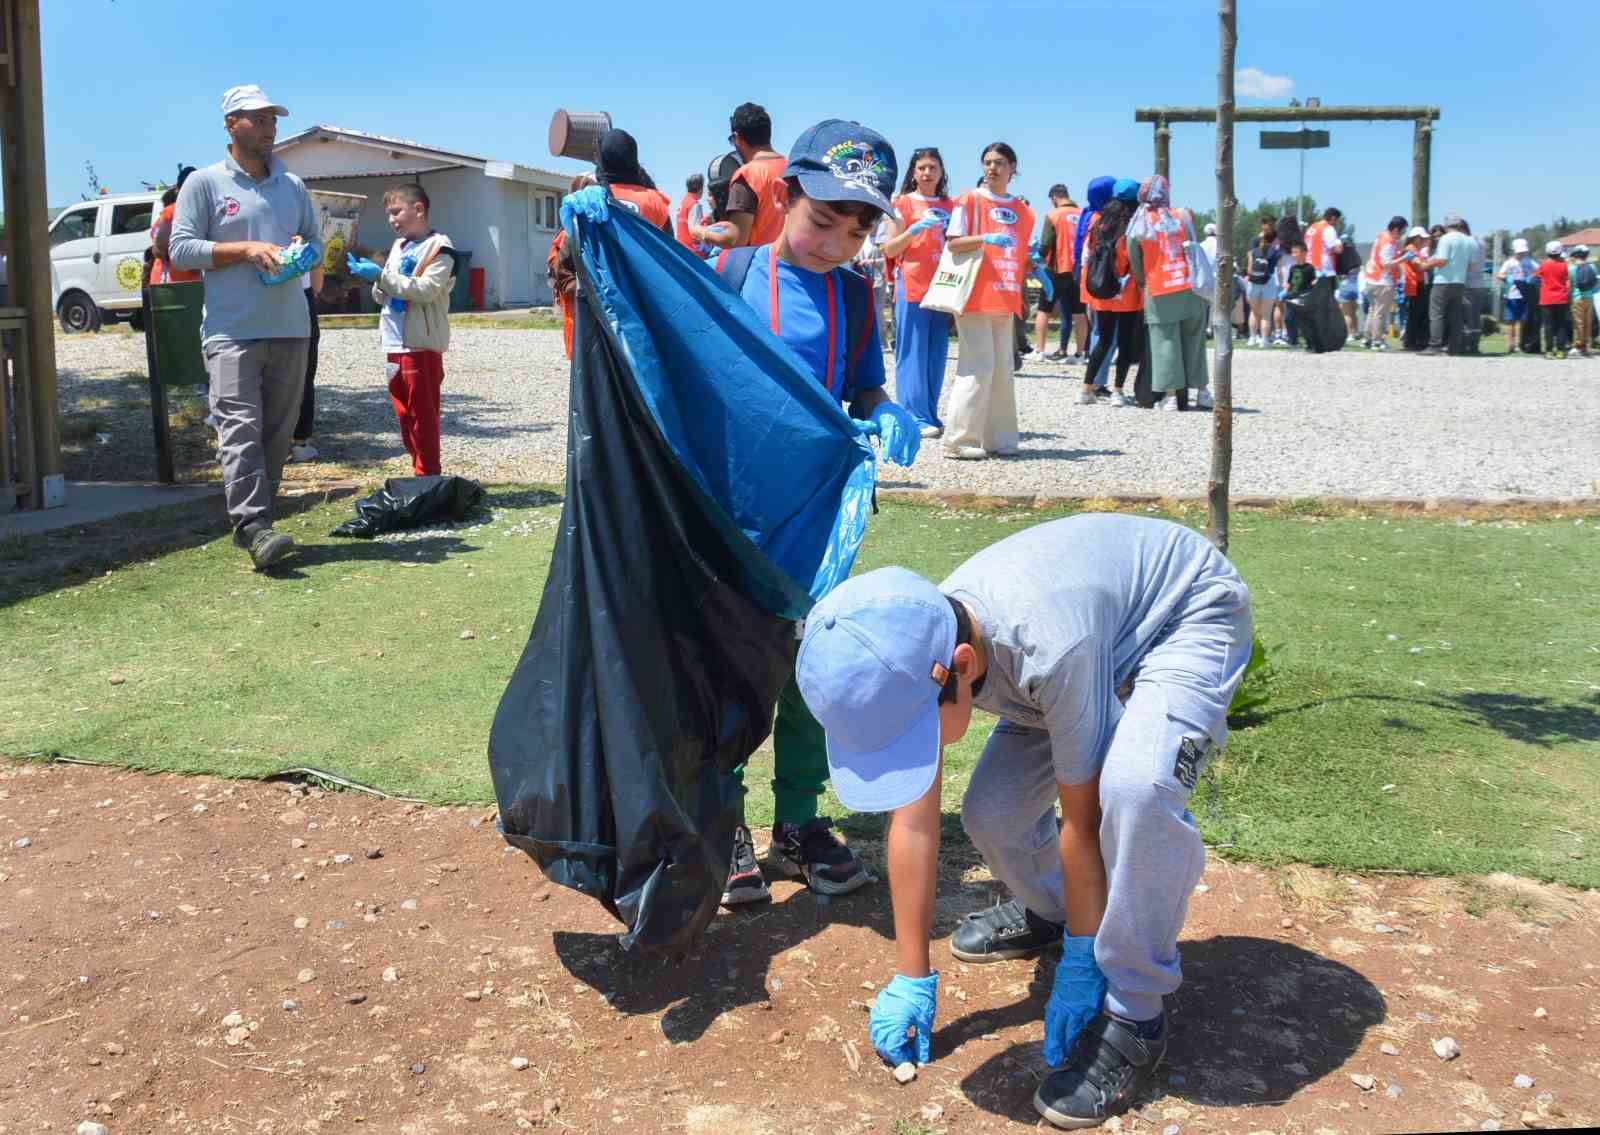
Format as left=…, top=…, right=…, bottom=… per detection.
left=1, top=760, right=1595, bottom=1135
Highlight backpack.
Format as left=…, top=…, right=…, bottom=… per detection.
left=1574, top=262, right=1598, bottom=292
left=1248, top=245, right=1273, bottom=285
left=1085, top=235, right=1122, bottom=300
left=715, top=246, right=875, bottom=400
left=1333, top=239, right=1362, bottom=277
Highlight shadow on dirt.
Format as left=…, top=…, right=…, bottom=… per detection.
left=960, top=935, right=1385, bottom=1121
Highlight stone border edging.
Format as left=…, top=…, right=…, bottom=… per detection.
left=876, top=486, right=1600, bottom=515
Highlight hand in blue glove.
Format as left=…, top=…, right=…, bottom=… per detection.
left=868, top=400, right=922, bottom=467
left=346, top=254, right=382, bottom=282
left=980, top=233, right=1016, bottom=250
left=868, top=972, right=938, bottom=1066
left=1042, top=935, right=1107, bottom=1067
left=1032, top=265, right=1055, bottom=304
left=907, top=212, right=947, bottom=236
left=559, top=184, right=611, bottom=229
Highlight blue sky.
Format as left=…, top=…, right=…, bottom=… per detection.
left=41, top=1, right=1599, bottom=239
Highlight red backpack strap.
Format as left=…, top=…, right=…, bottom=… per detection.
left=842, top=268, right=874, bottom=396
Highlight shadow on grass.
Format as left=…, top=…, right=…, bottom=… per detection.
left=960, top=936, right=1384, bottom=1121
left=1245, top=690, right=1600, bottom=749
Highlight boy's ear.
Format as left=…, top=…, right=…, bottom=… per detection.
left=952, top=642, right=978, bottom=681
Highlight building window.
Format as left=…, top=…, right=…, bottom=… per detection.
left=544, top=194, right=559, bottom=229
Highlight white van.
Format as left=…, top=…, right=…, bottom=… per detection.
left=48, top=191, right=163, bottom=333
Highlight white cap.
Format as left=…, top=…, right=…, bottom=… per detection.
left=1405, top=226, right=1428, bottom=240
left=1577, top=244, right=1590, bottom=256
left=1511, top=238, right=1529, bottom=254
left=1545, top=240, right=1564, bottom=256
left=1204, top=223, right=1217, bottom=235
left=221, top=84, right=288, bottom=117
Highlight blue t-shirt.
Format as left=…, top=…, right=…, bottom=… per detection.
left=735, top=246, right=885, bottom=404
left=1433, top=231, right=1475, bottom=286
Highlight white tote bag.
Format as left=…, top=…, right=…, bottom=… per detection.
left=919, top=245, right=982, bottom=316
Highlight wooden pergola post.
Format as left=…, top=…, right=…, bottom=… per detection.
left=1154, top=117, right=1171, bottom=180
left=1208, top=0, right=1237, bottom=554
left=1411, top=117, right=1432, bottom=230
left=0, top=0, right=63, bottom=510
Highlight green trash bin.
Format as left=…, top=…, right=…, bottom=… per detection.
left=449, top=250, right=472, bottom=313
left=148, top=282, right=207, bottom=388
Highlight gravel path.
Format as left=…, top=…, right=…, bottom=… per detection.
left=55, top=328, right=1600, bottom=499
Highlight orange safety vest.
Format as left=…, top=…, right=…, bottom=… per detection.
left=673, top=192, right=699, bottom=250
left=892, top=194, right=955, bottom=304
left=608, top=183, right=672, bottom=229
left=1133, top=206, right=1193, bottom=298
left=1306, top=219, right=1337, bottom=274
left=728, top=154, right=788, bottom=246
left=1365, top=231, right=1398, bottom=284
left=1048, top=205, right=1082, bottom=271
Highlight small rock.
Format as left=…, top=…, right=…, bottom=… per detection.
left=1480, top=1121, right=1501, bottom=1132
left=1280, top=917, right=1294, bottom=929
left=401, top=899, right=417, bottom=911
left=365, top=847, right=383, bottom=860
left=78, top=1123, right=111, bottom=1135
left=1350, top=1073, right=1376, bottom=1091
left=511, top=1056, right=530, bottom=1071
left=347, top=993, right=367, bottom=1005
left=225, top=1025, right=251, bottom=1047
left=108, top=674, right=127, bottom=686
left=919, top=1103, right=944, bottom=1122
left=1415, top=1010, right=1436, bottom=1023
left=1193, top=883, right=1210, bottom=894
left=293, top=916, right=309, bottom=930
left=459, top=629, right=476, bottom=640
left=1519, top=1111, right=1544, bottom=1129
left=1512, top=1073, right=1535, bottom=1089
left=382, top=966, right=398, bottom=984
left=291, top=837, right=306, bottom=848
left=1164, top=1126, right=1182, bottom=1135
left=1533, top=1007, right=1548, bottom=1019
left=411, top=1062, right=426, bottom=1075
left=543, top=1100, right=560, bottom=1117
left=893, top=1061, right=917, bottom=1084
left=103, top=1042, right=124, bottom=1056
left=326, top=919, right=344, bottom=930
left=221, top=1011, right=245, bottom=1028
left=464, top=989, right=482, bottom=1002
left=333, top=853, right=353, bottom=864
left=290, top=871, right=306, bottom=882
left=1373, top=922, right=1396, bottom=934
left=767, top=1029, right=786, bottom=1044
left=1380, top=1041, right=1400, bottom=1056
left=282, top=1000, right=298, bottom=1011
left=191, top=803, right=208, bottom=814
left=297, top=968, right=316, bottom=984
left=1385, top=1083, right=1402, bottom=1100
left=1432, top=1036, right=1461, bottom=1061
left=13, top=837, right=31, bottom=849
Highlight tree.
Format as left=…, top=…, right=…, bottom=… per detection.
left=1209, top=0, right=1237, bottom=554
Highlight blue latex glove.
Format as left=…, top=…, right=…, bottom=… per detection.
left=868, top=972, right=938, bottom=1065
left=1042, top=935, right=1107, bottom=1067
left=907, top=211, right=948, bottom=236
left=257, top=241, right=321, bottom=286
left=559, top=185, right=611, bottom=229
left=867, top=400, right=921, bottom=467
left=980, top=233, right=1015, bottom=249
left=346, top=254, right=382, bottom=282
left=1032, top=265, right=1055, bottom=303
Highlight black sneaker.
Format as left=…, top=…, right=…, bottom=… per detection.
left=949, top=899, right=1064, bottom=963
left=234, top=522, right=293, bottom=570
left=1034, top=1012, right=1167, bottom=1129
left=1092, top=386, right=1111, bottom=399
left=768, top=818, right=872, bottom=895
left=721, top=826, right=770, bottom=906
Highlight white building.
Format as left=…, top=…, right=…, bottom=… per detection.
left=274, top=124, right=569, bottom=308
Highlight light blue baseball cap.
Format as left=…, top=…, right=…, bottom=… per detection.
left=795, top=567, right=956, bottom=813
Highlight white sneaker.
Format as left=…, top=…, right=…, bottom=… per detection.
left=1024, top=350, right=1049, bottom=363
left=943, top=445, right=988, bottom=461
left=1158, top=396, right=1179, bottom=412
left=1194, top=388, right=1214, bottom=410
left=289, top=441, right=320, bottom=463
left=1109, top=390, right=1129, bottom=407
left=990, top=445, right=1020, bottom=456
left=1567, top=348, right=1581, bottom=358
left=919, top=424, right=943, bottom=439
left=1077, top=390, right=1098, bottom=405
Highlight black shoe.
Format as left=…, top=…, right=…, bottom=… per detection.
left=1418, top=348, right=1444, bottom=356
left=1034, top=1012, right=1167, bottom=1129
left=768, top=817, right=872, bottom=895
left=234, top=522, right=293, bottom=570
left=720, top=825, right=770, bottom=906
left=1092, top=387, right=1111, bottom=399
left=950, top=899, right=1064, bottom=963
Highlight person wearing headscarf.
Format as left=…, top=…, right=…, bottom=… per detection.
left=1079, top=179, right=1143, bottom=406
left=1074, top=176, right=1118, bottom=397
left=1126, top=175, right=1211, bottom=411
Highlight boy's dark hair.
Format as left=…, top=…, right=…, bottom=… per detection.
left=383, top=183, right=430, bottom=213
left=161, top=186, right=179, bottom=207
left=1049, top=183, right=1070, bottom=201
left=686, top=173, right=704, bottom=193
left=937, top=598, right=975, bottom=705
left=981, top=141, right=1019, bottom=171
left=1388, top=215, right=1408, bottom=231
left=1322, top=206, right=1342, bottom=222
left=782, top=176, right=883, bottom=226
left=1290, top=239, right=1307, bottom=252
left=729, top=102, right=772, bottom=148
left=898, top=147, right=949, bottom=197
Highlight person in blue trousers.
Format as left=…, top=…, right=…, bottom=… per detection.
left=878, top=148, right=957, bottom=437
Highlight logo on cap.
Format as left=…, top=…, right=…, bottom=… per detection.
left=823, top=140, right=889, bottom=197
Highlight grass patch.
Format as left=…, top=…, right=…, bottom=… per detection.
left=2, top=494, right=1596, bottom=886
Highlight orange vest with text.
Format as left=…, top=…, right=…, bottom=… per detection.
left=1134, top=206, right=1194, bottom=298
left=608, top=183, right=672, bottom=229
left=892, top=194, right=955, bottom=304
left=1048, top=205, right=1082, bottom=271
left=1365, top=231, right=1399, bottom=284
left=729, top=154, right=788, bottom=246
left=956, top=190, right=1036, bottom=318
left=674, top=193, right=699, bottom=249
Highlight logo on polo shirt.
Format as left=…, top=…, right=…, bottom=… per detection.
left=220, top=197, right=241, bottom=218
left=988, top=207, right=1017, bottom=226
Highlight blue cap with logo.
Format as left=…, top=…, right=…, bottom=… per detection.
left=784, top=120, right=898, bottom=216
left=795, top=567, right=955, bottom=813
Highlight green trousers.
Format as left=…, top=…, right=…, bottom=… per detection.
left=1146, top=302, right=1209, bottom=392
left=732, top=675, right=828, bottom=826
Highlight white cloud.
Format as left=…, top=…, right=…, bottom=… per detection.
left=1235, top=68, right=1295, bottom=100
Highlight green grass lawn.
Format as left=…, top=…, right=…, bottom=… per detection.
left=3, top=493, right=1596, bottom=886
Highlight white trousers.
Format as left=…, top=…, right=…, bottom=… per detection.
left=944, top=313, right=1019, bottom=453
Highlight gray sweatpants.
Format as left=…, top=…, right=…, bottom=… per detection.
left=204, top=337, right=309, bottom=531
left=959, top=561, right=1252, bottom=1022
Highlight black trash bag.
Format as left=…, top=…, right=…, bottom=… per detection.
left=1286, top=277, right=1346, bottom=354
left=487, top=206, right=874, bottom=955
left=329, top=475, right=484, bottom=539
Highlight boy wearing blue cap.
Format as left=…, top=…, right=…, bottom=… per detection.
left=712, top=119, right=924, bottom=907
left=795, top=514, right=1252, bottom=1129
